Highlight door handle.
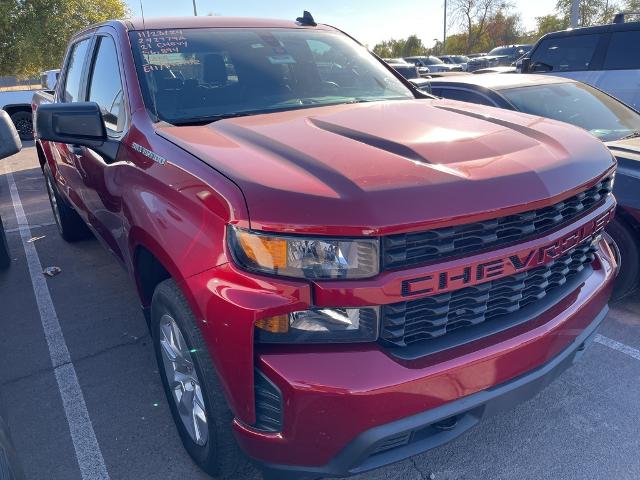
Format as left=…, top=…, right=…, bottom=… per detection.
left=67, top=144, right=85, bottom=156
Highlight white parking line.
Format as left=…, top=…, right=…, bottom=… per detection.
left=5, top=169, right=110, bottom=480
left=595, top=334, right=640, bottom=362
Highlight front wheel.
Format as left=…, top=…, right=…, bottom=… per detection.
left=606, top=216, right=640, bottom=301
left=43, top=165, right=90, bottom=242
left=151, top=279, right=251, bottom=479
left=0, top=216, right=10, bottom=269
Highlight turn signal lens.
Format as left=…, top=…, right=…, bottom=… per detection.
left=236, top=230, right=287, bottom=270
left=255, top=315, right=289, bottom=334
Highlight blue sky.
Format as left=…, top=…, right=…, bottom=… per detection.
left=126, top=0, right=557, bottom=48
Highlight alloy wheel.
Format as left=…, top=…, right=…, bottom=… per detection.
left=158, top=314, right=209, bottom=446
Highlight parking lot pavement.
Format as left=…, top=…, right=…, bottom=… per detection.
left=1, top=145, right=639, bottom=480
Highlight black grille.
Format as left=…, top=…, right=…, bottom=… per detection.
left=383, top=176, right=612, bottom=270
left=254, top=370, right=283, bottom=432
left=381, top=242, right=597, bottom=347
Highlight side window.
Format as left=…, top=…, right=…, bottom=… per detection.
left=604, top=30, right=640, bottom=70
left=62, top=39, right=91, bottom=102
left=87, top=36, right=126, bottom=133
left=530, top=34, right=600, bottom=72
left=437, top=88, right=496, bottom=106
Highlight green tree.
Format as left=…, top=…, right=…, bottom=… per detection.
left=0, top=0, right=128, bottom=78
left=622, top=0, right=640, bottom=12
left=372, top=35, right=427, bottom=58
left=534, top=14, right=568, bottom=37
left=556, top=0, right=620, bottom=26
left=484, top=10, right=521, bottom=48
left=449, top=0, right=511, bottom=52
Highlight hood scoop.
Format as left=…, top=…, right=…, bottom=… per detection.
left=308, top=117, right=432, bottom=164
left=434, top=105, right=569, bottom=157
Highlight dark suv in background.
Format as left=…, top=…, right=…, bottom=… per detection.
left=519, top=14, right=640, bottom=110
left=467, top=44, right=532, bottom=72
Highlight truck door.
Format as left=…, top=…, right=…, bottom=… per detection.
left=53, top=37, right=93, bottom=219
left=72, top=33, right=128, bottom=261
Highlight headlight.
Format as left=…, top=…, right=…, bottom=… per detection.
left=227, top=226, right=379, bottom=279
left=255, top=307, right=379, bottom=343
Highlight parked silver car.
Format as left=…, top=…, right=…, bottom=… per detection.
left=439, top=55, right=469, bottom=71
left=404, top=56, right=463, bottom=73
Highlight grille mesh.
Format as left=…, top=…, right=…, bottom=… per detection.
left=382, top=177, right=612, bottom=270
left=381, top=242, right=597, bottom=347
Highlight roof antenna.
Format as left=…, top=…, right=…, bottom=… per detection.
left=139, top=0, right=147, bottom=32
left=296, top=11, right=317, bottom=27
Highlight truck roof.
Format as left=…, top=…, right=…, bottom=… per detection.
left=121, top=16, right=336, bottom=31
left=539, top=19, right=640, bottom=39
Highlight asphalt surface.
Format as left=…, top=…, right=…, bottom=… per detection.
left=1, top=145, right=639, bottom=480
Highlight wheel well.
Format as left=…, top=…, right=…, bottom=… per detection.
left=614, top=207, right=640, bottom=237
left=3, top=105, right=31, bottom=117
left=135, top=246, right=172, bottom=307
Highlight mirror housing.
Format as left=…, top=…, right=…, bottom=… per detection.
left=0, top=110, right=22, bottom=160
left=35, top=102, right=119, bottom=161
left=518, top=57, right=531, bottom=73
left=35, top=102, right=107, bottom=148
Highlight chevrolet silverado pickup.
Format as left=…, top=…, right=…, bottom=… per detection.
left=32, top=14, right=618, bottom=480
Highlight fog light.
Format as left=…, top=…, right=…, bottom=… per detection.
left=255, top=307, right=379, bottom=344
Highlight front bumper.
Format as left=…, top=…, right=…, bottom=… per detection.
left=258, top=305, right=608, bottom=479
left=230, top=237, right=616, bottom=476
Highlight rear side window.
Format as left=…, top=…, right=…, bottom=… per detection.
left=530, top=34, right=600, bottom=72
left=62, top=39, right=91, bottom=102
left=434, top=87, right=496, bottom=107
left=604, top=30, right=640, bottom=70
left=87, top=36, right=126, bottom=132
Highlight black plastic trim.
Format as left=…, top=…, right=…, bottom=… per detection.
left=258, top=305, right=608, bottom=479
left=253, top=369, right=284, bottom=433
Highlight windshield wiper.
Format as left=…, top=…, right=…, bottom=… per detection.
left=170, top=112, right=254, bottom=126
left=622, top=130, right=640, bottom=140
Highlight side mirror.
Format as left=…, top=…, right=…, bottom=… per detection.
left=518, top=57, right=531, bottom=73
left=35, top=102, right=106, bottom=148
left=0, top=110, right=22, bottom=160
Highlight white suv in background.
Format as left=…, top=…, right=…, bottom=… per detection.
left=520, top=15, right=640, bottom=110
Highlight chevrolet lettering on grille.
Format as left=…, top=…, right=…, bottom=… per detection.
left=402, top=207, right=614, bottom=297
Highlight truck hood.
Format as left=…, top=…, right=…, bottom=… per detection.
left=157, top=99, right=615, bottom=235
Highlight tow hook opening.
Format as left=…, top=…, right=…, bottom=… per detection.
left=433, top=415, right=459, bottom=431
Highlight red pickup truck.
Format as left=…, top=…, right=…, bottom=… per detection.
left=33, top=14, right=617, bottom=480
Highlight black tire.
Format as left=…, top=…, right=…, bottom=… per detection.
left=9, top=110, right=33, bottom=141
left=606, top=216, right=640, bottom=301
left=43, top=165, right=91, bottom=242
left=151, top=279, right=251, bottom=479
left=0, top=216, right=10, bottom=269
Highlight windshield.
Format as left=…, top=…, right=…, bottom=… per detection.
left=130, top=28, right=414, bottom=124
left=452, top=56, right=469, bottom=63
left=423, top=56, right=444, bottom=65
left=501, top=82, right=640, bottom=142
left=488, top=47, right=515, bottom=56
